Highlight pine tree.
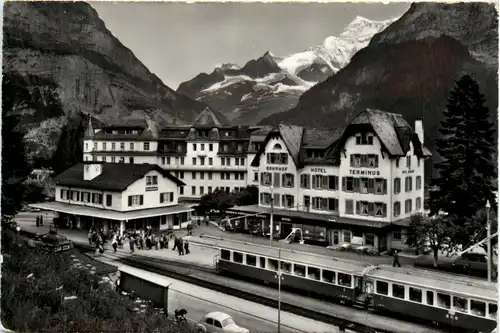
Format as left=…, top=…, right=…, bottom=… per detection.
left=430, top=74, right=497, bottom=246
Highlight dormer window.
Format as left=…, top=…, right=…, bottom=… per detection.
left=112, top=130, right=118, bottom=134
left=225, top=132, right=231, bottom=137
left=274, top=143, right=282, bottom=150
left=355, top=133, right=374, bottom=145
left=132, top=130, right=139, bottom=135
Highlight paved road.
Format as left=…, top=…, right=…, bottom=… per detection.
left=94, top=256, right=345, bottom=333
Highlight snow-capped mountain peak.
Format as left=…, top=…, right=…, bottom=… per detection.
left=278, top=15, right=399, bottom=78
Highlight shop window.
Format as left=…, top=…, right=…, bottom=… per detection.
left=259, top=257, right=266, bottom=269
left=337, top=273, right=351, bottom=287
left=221, top=249, right=230, bottom=260
left=365, top=234, right=375, bottom=246
left=409, top=287, right=422, bottom=303
left=376, top=281, right=388, bottom=295
left=280, top=261, right=292, bottom=274
left=268, top=259, right=279, bottom=271
left=488, top=303, right=497, bottom=319
left=294, top=264, right=306, bottom=277
left=426, top=291, right=434, bottom=306
left=437, top=293, right=451, bottom=309
left=233, top=252, right=243, bottom=264
left=470, top=300, right=486, bottom=317
left=392, top=284, right=405, bottom=299
left=307, top=267, right=320, bottom=280
left=453, top=296, right=468, bottom=313
left=343, top=230, right=351, bottom=243
left=322, top=269, right=336, bottom=284
left=246, top=254, right=257, bottom=267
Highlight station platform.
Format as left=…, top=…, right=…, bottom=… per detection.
left=14, top=210, right=415, bottom=267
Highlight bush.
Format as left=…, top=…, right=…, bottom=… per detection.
left=1, top=230, right=190, bottom=332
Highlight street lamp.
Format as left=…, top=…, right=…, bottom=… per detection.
left=486, top=200, right=491, bottom=282
left=275, top=227, right=303, bottom=333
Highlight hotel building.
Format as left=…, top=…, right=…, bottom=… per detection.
left=228, top=109, right=431, bottom=252
left=82, top=109, right=271, bottom=202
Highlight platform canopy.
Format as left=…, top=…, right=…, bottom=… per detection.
left=29, top=201, right=194, bottom=221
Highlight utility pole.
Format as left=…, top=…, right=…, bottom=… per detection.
left=486, top=200, right=491, bottom=283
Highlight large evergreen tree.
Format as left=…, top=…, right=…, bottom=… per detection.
left=51, top=118, right=84, bottom=175
left=430, top=74, right=497, bottom=246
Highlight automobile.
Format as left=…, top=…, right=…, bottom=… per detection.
left=194, top=312, right=249, bottom=333
left=414, top=251, right=498, bottom=279
left=29, top=229, right=74, bottom=253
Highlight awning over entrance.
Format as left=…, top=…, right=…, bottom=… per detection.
left=227, top=204, right=390, bottom=229
left=29, top=201, right=194, bottom=221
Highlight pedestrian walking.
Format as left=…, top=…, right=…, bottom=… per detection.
left=172, top=237, right=178, bottom=251
left=139, top=235, right=144, bottom=250
left=36, top=215, right=40, bottom=227
left=88, top=229, right=93, bottom=244
left=392, top=249, right=401, bottom=268
left=184, top=240, right=190, bottom=255
left=178, top=239, right=184, bottom=256
left=187, top=223, right=193, bottom=236
left=112, top=235, right=118, bottom=253
left=129, top=235, right=135, bottom=253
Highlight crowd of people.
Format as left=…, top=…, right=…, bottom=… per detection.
left=88, top=224, right=193, bottom=256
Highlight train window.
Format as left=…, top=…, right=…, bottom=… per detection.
left=233, top=252, right=243, bottom=263
left=409, top=287, right=422, bottom=303
left=294, top=264, right=306, bottom=277
left=268, top=259, right=279, bottom=271
left=376, top=281, right=388, bottom=295
left=221, top=249, right=231, bottom=260
left=322, top=270, right=336, bottom=284
left=488, top=303, right=498, bottom=319
left=337, top=273, right=352, bottom=287
left=470, top=300, right=486, bottom=317
left=281, top=261, right=292, bottom=274
left=392, top=284, right=405, bottom=299
left=453, top=296, right=468, bottom=313
left=307, top=267, right=320, bottom=280
left=246, top=254, right=257, bottom=266
left=426, top=291, right=434, bottom=306
left=437, top=293, right=451, bottom=309
left=259, top=257, right=266, bottom=269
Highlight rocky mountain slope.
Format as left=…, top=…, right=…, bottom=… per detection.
left=177, top=16, right=395, bottom=125
left=3, top=2, right=218, bottom=162
left=259, top=2, right=498, bottom=177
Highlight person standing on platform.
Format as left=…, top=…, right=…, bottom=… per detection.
left=164, top=234, right=169, bottom=249
left=115, top=273, right=121, bottom=293
left=36, top=216, right=40, bottom=227
left=112, top=234, right=118, bottom=253
left=187, top=223, right=193, bottom=236
left=40, top=215, right=43, bottom=226
left=178, top=239, right=184, bottom=256
left=139, top=234, right=144, bottom=250
left=172, top=237, right=178, bottom=251
left=129, top=234, right=135, bottom=253
left=184, top=240, right=190, bottom=255
left=393, top=249, right=401, bottom=268
left=154, top=234, right=159, bottom=250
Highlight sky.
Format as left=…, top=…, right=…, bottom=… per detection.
left=91, top=2, right=410, bottom=89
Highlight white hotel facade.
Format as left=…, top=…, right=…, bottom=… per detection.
left=45, top=107, right=430, bottom=250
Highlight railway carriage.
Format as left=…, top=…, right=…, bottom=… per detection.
left=365, top=265, right=497, bottom=333
left=215, top=240, right=368, bottom=304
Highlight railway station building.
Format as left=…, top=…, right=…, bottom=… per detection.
left=30, top=162, right=194, bottom=235
left=227, top=109, right=432, bottom=252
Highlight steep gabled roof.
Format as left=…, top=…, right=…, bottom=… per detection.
left=54, top=163, right=185, bottom=192
left=251, top=124, right=304, bottom=168
left=192, top=107, right=223, bottom=127
left=302, top=128, right=342, bottom=149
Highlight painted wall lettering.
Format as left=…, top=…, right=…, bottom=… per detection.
left=266, top=166, right=287, bottom=172
left=310, top=168, right=327, bottom=173
left=402, top=170, right=415, bottom=174
left=349, top=169, right=381, bottom=176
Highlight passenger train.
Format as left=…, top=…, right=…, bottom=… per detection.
left=195, top=237, right=497, bottom=333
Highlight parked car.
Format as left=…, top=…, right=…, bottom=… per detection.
left=194, top=312, right=249, bottom=333
left=414, top=251, right=497, bottom=279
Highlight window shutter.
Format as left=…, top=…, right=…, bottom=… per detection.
left=368, top=202, right=375, bottom=215
left=354, top=178, right=360, bottom=192
left=260, top=173, right=264, bottom=185
left=160, top=194, right=163, bottom=203
left=76, top=192, right=80, bottom=201
left=342, top=177, right=346, bottom=191
left=274, top=173, right=280, bottom=187
left=383, top=180, right=387, bottom=194
left=383, top=204, right=387, bottom=217
left=355, top=201, right=360, bottom=214
left=281, top=174, right=285, bottom=187
left=170, top=192, right=174, bottom=202
left=322, top=176, right=328, bottom=189
left=140, top=195, right=144, bottom=205
left=260, top=193, right=263, bottom=203
left=350, top=154, right=354, bottom=167
left=266, top=153, right=270, bottom=164
left=368, top=179, right=375, bottom=194
left=128, top=196, right=132, bottom=207
left=282, top=195, right=286, bottom=206
left=322, top=198, right=327, bottom=210
left=335, top=176, right=339, bottom=190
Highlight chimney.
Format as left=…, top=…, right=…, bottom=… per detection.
left=415, top=118, right=424, bottom=144
left=84, top=163, right=103, bottom=181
